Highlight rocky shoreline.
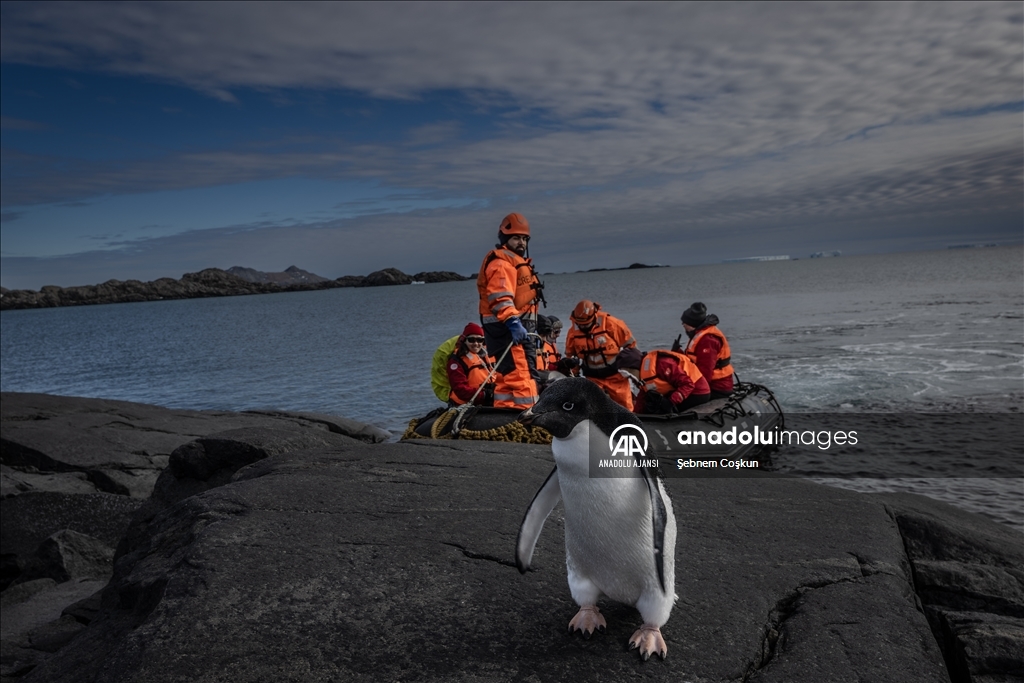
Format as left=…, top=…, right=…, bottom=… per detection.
left=1, top=392, right=1021, bottom=682
left=0, top=267, right=469, bottom=311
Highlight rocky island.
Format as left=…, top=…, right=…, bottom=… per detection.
left=1, top=392, right=1021, bottom=682
left=0, top=266, right=470, bottom=311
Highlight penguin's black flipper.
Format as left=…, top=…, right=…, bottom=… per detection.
left=640, top=467, right=669, bottom=593
left=515, top=467, right=561, bottom=573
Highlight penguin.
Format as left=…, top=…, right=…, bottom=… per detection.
left=516, top=377, right=677, bottom=660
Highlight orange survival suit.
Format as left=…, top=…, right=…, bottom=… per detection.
left=564, top=301, right=637, bottom=411
left=476, top=213, right=542, bottom=408
left=684, top=323, right=734, bottom=397
left=635, top=350, right=710, bottom=413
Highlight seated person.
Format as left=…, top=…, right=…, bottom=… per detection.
left=564, top=300, right=638, bottom=411
left=446, top=323, right=495, bottom=406
left=676, top=302, right=735, bottom=399
left=536, top=315, right=564, bottom=371
left=633, top=349, right=711, bottom=414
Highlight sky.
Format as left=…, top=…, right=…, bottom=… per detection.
left=1, top=1, right=1021, bottom=290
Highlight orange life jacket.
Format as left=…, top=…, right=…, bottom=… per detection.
left=538, top=340, right=561, bottom=370
left=640, top=350, right=704, bottom=396
left=476, top=247, right=540, bottom=324
left=448, top=351, right=494, bottom=406
left=566, top=312, right=632, bottom=378
left=684, top=326, right=733, bottom=381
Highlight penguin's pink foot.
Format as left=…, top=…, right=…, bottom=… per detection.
left=629, top=624, right=667, bottom=661
left=568, top=605, right=606, bottom=637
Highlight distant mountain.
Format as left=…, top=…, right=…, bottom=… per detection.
left=226, top=265, right=330, bottom=285
left=0, top=267, right=470, bottom=310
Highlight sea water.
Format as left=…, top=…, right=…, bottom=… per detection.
left=2, top=246, right=1022, bottom=529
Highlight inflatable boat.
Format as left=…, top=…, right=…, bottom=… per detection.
left=403, top=381, right=784, bottom=460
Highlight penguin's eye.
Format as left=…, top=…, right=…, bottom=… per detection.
left=562, top=402, right=574, bottom=411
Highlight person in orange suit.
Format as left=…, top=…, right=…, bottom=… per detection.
left=633, top=349, right=711, bottom=414
left=536, top=315, right=563, bottom=371
left=563, top=300, right=637, bottom=411
left=476, top=213, right=543, bottom=408
left=677, top=302, right=735, bottom=398
left=446, top=323, right=495, bottom=406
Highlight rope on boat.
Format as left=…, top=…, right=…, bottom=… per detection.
left=699, top=381, right=784, bottom=429
left=401, top=408, right=552, bottom=444
left=401, top=382, right=782, bottom=444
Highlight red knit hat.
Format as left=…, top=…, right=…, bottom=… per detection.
left=462, top=322, right=484, bottom=337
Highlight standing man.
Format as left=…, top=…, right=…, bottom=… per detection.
left=564, top=300, right=638, bottom=411
left=679, top=302, right=735, bottom=398
left=477, top=213, right=543, bottom=409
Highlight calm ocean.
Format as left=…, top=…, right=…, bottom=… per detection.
left=2, top=246, right=1022, bottom=529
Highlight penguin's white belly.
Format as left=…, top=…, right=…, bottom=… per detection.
left=552, top=421, right=676, bottom=607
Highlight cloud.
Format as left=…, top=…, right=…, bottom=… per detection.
left=0, top=116, right=47, bottom=130
left=3, top=3, right=1019, bottom=125
left=1, top=2, right=1021, bottom=289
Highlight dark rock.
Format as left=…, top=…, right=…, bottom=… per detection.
left=61, top=589, right=104, bottom=625
left=876, top=492, right=1024, bottom=683
left=17, top=530, right=114, bottom=585
left=1, top=392, right=383, bottom=499
left=362, top=267, right=413, bottom=286
left=1, top=392, right=388, bottom=589
left=1, top=576, right=108, bottom=656
left=1, top=492, right=142, bottom=590
left=24, top=614, right=85, bottom=654
left=930, top=610, right=1024, bottom=681
left=1, top=578, right=57, bottom=608
left=226, top=265, right=330, bottom=286
left=243, top=410, right=391, bottom=443
left=1, top=636, right=46, bottom=679
left=913, top=560, right=1024, bottom=616
left=750, top=573, right=946, bottom=683
left=23, top=442, right=949, bottom=683
left=2, top=265, right=467, bottom=309
left=334, top=275, right=366, bottom=287
left=119, top=426, right=362, bottom=557
left=224, top=266, right=274, bottom=283
left=1, top=611, right=90, bottom=679
left=0, top=268, right=275, bottom=310
left=2, top=466, right=100, bottom=498
left=1, top=553, right=22, bottom=591
left=85, top=468, right=160, bottom=499
left=411, top=270, right=470, bottom=283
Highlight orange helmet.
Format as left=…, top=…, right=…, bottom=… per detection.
left=499, top=212, right=530, bottom=237
left=571, top=300, right=600, bottom=327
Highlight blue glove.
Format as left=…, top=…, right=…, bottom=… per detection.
left=505, top=316, right=529, bottom=344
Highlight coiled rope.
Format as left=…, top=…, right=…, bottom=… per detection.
left=401, top=408, right=552, bottom=444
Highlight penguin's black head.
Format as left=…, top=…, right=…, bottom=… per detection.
left=519, top=377, right=640, bottom=438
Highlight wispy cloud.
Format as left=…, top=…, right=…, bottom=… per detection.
left=0, top=2, right=1020, bottom=289
left=0, top=116, right=46, bottom=130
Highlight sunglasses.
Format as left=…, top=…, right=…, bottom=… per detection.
left=466, top=336, right=485, bottom=343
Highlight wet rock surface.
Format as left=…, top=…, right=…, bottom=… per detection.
left=878, top=493, right=1024, bottom=683
left=11, top=437, right=957, bottom=683
left=1, top=493, right=142, bottom=591
left=2, top=394, right=1019, bottom=681
left=1, top=393, right=389, bottom=611
left=1, top=392, right=388, bottom=501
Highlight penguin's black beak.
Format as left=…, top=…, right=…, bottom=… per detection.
left=518, top=407, right=535, bottom=425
